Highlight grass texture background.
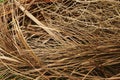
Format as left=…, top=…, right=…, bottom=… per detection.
left=0, top=0, right=120, bottom=80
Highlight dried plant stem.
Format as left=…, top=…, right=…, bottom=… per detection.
left=14, top=0, right=62, bottom=43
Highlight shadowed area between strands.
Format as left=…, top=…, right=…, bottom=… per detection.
left=0, top=0, right=120, bottom=80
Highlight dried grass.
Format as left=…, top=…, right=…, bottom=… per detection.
left=0, top=0, right=120, bottom=80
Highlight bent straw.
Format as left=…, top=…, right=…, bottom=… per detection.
left=14, top=0, right=64, bottom=43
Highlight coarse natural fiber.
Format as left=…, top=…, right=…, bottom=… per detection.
left=0, top=0, right=120, bottom=80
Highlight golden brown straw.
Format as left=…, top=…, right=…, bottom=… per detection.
left=0, top=0, right=120, bottom=80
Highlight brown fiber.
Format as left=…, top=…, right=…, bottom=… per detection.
left=0, top=0, right=120, bottom=80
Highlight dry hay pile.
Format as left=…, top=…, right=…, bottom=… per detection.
left=0, top=0, right=120, bottom=80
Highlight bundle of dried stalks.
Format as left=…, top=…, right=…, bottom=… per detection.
left=0, top=0, right=120, bottom=80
